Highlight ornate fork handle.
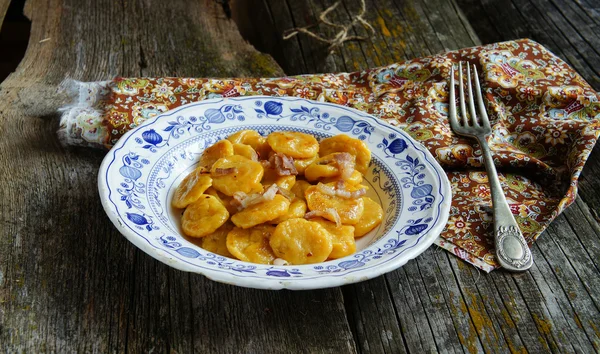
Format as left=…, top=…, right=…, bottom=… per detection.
left=478, top=139, right=533, bottom=271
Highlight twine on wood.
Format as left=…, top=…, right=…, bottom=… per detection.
left=282, top=0, right=375, bottom=54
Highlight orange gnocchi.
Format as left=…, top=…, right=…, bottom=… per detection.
left=311, top=218, right=356, bottom=259
left=262, top=167, right=296, bottom=190
left=231, top=194, right=290, bottom=228
left=228, top=129, right=271, bottom=158
left=321, top=170, right=363, bottom=185
left=181, top=195, right=229, bottom=237
left=293, top=155, right=318, bottom=175
left=210, top=155, right=264, bottom=196
left=201, top=223, right=234, bottom=257
left=232, top=143, right=258, bottom=161
left=226, top=225, right=277, bottom=264
left=319, top=134, right=371, bottom=174
left=175, top=130, right=383, bottom=265
left=305, top=184, right=365, bottom=225
left=204, top=187, right=238, bottom=215
left=198, top=139, right=234, bottom=169
left=271, top=198, right=307, bottom=224
left=171, top=167, right=212, bottom=208
left=267, top=131, right=319, bottom=159
left=354, top=197, right=384, bottom=237
left=290, top=180, right=311, bottom=202
left=270, top=219, right=333, bottom=264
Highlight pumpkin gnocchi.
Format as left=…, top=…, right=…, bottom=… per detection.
left=305, top=183, right=365, bottom=225
left=354, top=197, right=384, bottom=237
left=262, top=166, right=296, bottom=190
left=319, top=134, right=371, bottom=174
left=171, top=167, right=212, bottom=208
left=311, top=218, right=356, bottom=259
left=270, top=218, right=333, bottom=264
left=210, top=155, right=264, bottom=196
left=200, top=223, right=234, bottom=257
left=232, top=143, right=258, bottom=161
left=231, top=194, right=290, bottom=228
left=293, top=155, right=318, bottom=175
left=181, top=195, right=230, bottom=237
left=267, top=131, right=319, bottom=159
left=175, top=130, right=383, bottom=265
left=198, top=139, right=234, bottom=169
left=290, top=180, right=312, bottom=202
left=226, top=225, right=277, bottom=264
left=228, top=129, right=271, bottom=158
left=271, top=198, right=307, bottom=224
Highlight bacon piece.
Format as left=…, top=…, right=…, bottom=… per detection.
left=316, top=183, right=337, bottom=196
left=212, top=167, right=238, bottom=176
left=316, top=182, right=366, bottom=199
left=333, top=152, right=355, bottom=181
left=248, top=150, right=259, bottom=162
left=273, top=258, right=289, bottom=266
left=260, top=160, right=272, bottom=169
left=275, top=186, right=295, bottom=200
left=271, top=152, right=298, bottom=176
left=231, top=184, right=279, bottom=211
left=304, top=208, right=342, bottom=227
left=261, top=183, right=279, bottom=200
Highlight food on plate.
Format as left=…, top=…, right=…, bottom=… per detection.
left=198, top=139, right=234, bottom=169
left=171, top=167, right=213, bottom=208
left=267, top=131, right=319, bottom=159
left=292, top=155, right=317, bottom=174
left=354, top=197, right=385, bottom=237
left=200, top=223, right=234, bottom=258
left=181, top=195, right=229, bottom=237
left=230, top=194, right=291, bottom=228
left=269, top=218, right=333, bottom=264
left=271, top=198, right=307, bottom=224
left=311, top=218, right=356, bottom=259
left=318, top=134, right=371, bottom=174
left=262, top=165, right=296, bottom=190
left=226, top=225, right=277, bottom=264
left=227, top=129, right=271, bottom=158
left=232, top=143, right=259, bottom=161
left=174, top=130, right=384, bottom=265
left=305, top=182, right=365, bottom=225
left=290, top=180, right=311, bottom=202
left=210, top=155, right=264, bottom=196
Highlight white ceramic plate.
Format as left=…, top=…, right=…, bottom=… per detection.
left=98, top=96, right=451, bottom=290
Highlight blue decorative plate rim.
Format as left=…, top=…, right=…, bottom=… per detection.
left=98, top=96, right=451, bottom=290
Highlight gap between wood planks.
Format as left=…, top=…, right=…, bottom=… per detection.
left=0, top=0, right=30, bottom=83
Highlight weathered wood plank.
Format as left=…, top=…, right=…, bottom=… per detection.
left=0, top=0, right=10, bottom=27
left=342, top=277, right=408, bottom=354
left=576, top=146, right=600, bottom=218
left=541, top=216, right=600, bottom=351
left=236, top=0, right=600, bottom=353
left=0, top=0, right=359, bottom=352
left=2, top=0, right=600, bottom=352
left=455, top=0, right=600, bottom=90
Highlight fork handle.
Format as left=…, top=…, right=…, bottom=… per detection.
left=478, top=137, right=533, bottom=271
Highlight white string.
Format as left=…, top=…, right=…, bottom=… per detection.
left=283, top=0, right=375, bottom=54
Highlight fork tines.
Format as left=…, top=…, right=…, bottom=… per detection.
left=449, top=62, right=492, bottom=137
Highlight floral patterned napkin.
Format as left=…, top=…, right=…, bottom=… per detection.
left=59, top=39, right=600, bottom=272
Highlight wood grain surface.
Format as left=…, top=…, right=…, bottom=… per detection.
left=0, top=0, right=598, bottom=352
left=0, top=0, right=9, bottom=25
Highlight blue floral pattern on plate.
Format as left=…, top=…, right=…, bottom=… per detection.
left=98, top=96, right=451, bottom=290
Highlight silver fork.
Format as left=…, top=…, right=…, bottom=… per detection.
left=448, top=62, right=533, bottom=272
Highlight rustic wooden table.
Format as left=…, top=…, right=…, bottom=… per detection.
left=1, top=0, right=599, bottom=352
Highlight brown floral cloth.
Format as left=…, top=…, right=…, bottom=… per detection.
left=59, top=39, right=600, bottom=272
